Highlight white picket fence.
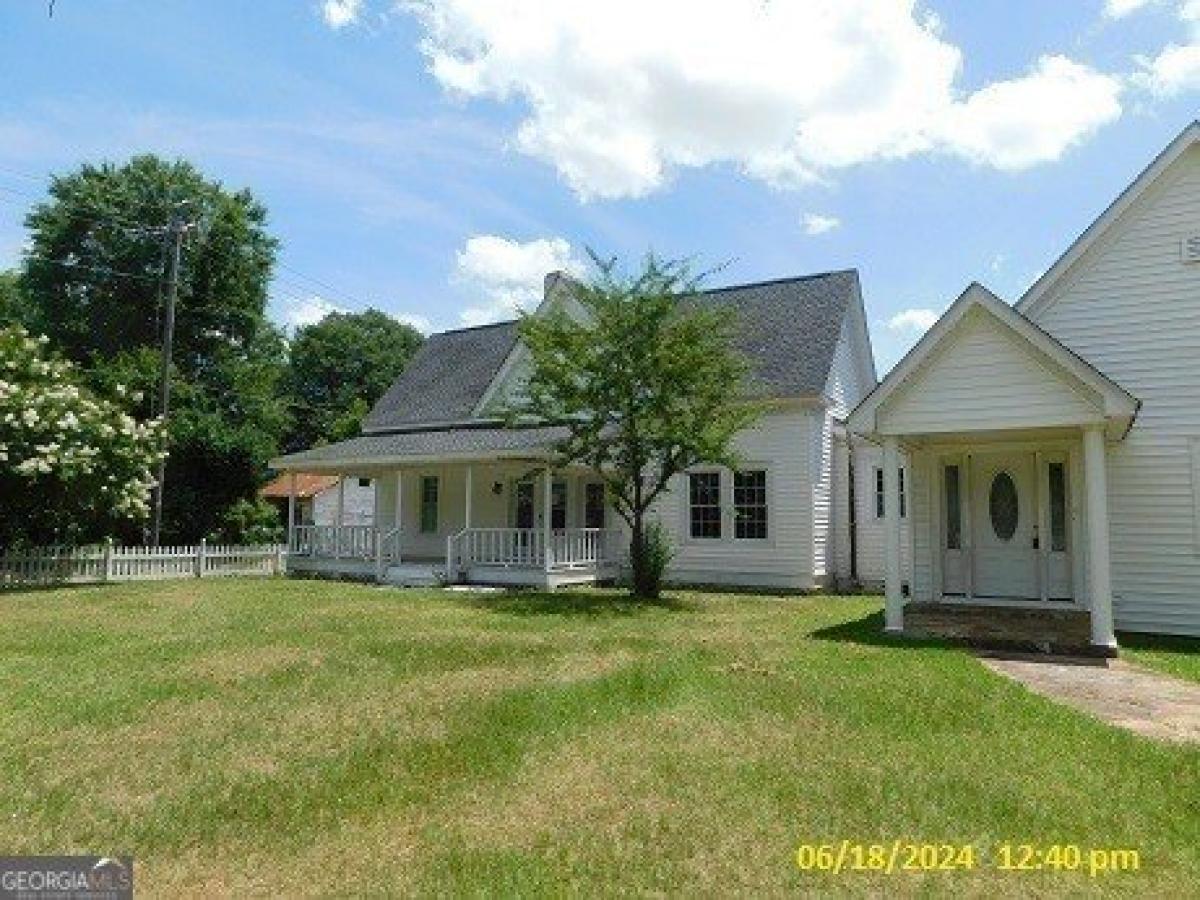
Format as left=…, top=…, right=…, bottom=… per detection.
left=0, top=540, right=286, bottom=589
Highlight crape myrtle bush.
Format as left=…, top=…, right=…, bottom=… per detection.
left=0, top=325, right=165, bottom=546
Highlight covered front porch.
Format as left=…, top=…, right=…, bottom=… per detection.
left=847, top=284, right=1140, bottom=653
left=279, top=452, right=625, bottom=589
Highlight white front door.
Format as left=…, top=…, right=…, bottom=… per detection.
left=941, top=450, right=1074, bottom=601
left=971, top=452, right=1039, bottom=599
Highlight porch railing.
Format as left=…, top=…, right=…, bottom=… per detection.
left=446, top=527, right=623, bottom=578
left=290, top=524, right=386, bottom=561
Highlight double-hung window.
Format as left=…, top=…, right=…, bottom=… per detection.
left=733, top=470, right=768, bottom=540
left=688, top=472, right=722, bottom=539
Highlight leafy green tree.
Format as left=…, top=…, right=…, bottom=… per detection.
left=0, top=325, right=165, bottom=546
left=516, top=254, right=761, bottom=598
left=18, top=156, right=287, bottom=541
left=285, top=309, right=423, bottom=450
left=0, top=271, right=30, bottom=327
left=208, top=498, right=284, bottom=545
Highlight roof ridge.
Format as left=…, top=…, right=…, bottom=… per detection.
left=696, top=268, right=858, bottom=296
left=433, top=319, right=519, bottom=337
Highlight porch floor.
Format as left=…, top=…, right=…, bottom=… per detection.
left=903, top=601, right=1097, bottom=655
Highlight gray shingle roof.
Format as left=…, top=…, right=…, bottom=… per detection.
left=688, top=269, right=860, bottom=398
left=361, top=320, right=519, bottom=432
left=274, top=425, right=569, bottom=469
left=362, top=269, right=862, bottom=433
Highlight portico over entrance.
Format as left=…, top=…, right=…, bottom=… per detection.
left=847, top=284, right=1140, bottom=652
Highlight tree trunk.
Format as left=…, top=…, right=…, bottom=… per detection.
left=628, top=515, right=658, bottom=599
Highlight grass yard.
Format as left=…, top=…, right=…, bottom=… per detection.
left=1120, top=631, right=1200, bottom=684
left=1, top=579, right=1198, bottom=896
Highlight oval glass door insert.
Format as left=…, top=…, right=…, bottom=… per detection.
left=989, top=472, right=1019, bottom=541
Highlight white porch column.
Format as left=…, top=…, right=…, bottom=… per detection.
left=334, top=476, right=346, bottom=558
left=464, top=466, right=474, bottom=529
left=286, top=471, right=297, bottom=553
left=1083, top=425, right=1117, bottom=649
left=883, top=437, right=904, bottom=632
left=543, top=467, right=554, bottom=570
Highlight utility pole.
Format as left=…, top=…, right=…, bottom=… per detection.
left=149, top=211, right=192, bottom=546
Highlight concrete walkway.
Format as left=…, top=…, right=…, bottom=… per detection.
left=980, top=654, right=1200, bottom=743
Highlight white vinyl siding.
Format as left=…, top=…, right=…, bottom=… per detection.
left=652, top=410, right=814, bottom=589
left=816, top=313, right=875, bottom=584
left=1031, top=145, right=1200, bottom=634
left=311, top=477, right=376, bottom=526
left=877, top=308, right=1102, bottom=435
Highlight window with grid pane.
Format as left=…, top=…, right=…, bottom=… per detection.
left=734, top=470, right=768, bottom=540
left=419, top=475, right=439, bottom=533
left=689, top=472, right=722, bottom=539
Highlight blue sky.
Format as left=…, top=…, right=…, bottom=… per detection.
left=1, top=1, right=1198, bottom=370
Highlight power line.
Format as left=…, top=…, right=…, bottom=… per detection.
left=17, top=252, right=163, bottom=282
left=0, top=187, right=173, bottom=239
left=275, top=262, right=374, bottom=309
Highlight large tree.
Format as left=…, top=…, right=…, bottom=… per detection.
left=0, top=325, right=165, bottom=547
left=285, top=309, right=424, bottom=451
left=0, top=271, right=30, bottom=327
left=18, top=156, right=287, bottom=541
left=517, top=254, right=762, bottom=598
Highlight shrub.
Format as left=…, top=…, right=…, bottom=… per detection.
left=208, top=498, right=284, bottom=545
left=633, top=520, right=674, bottom=599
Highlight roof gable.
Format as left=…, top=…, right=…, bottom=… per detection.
left=1018, top=120, right=1200, bottom=320
left=362, top=321, right=518, bottom=432
left=848, top=283, right=1139, bottom=439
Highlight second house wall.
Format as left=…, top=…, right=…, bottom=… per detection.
left=649, top=409, right=816, bottom=589
left=312, top=478, right=376, bottom=526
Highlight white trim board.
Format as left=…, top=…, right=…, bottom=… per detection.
left=847, top=283, right=1139, bottom=440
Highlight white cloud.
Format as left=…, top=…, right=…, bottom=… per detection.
left=1129, top=0, right=1200, bottom=96
left=936, top=56, right=1121, bottom=171
left=453, top=235, right=581, bottom=326
left=284, top=295, right=345, bottom=330
left=990, top=253, right=1007, bottom=272
left=322, top=0, right=363, bottom=28
left=404, top=0, right=1123, bottom=199
left=800, top=213, right=841, bottom=236
left=887, top=308, right=941, bottom=333
left=1104, top=0, right=1157, bottom=17
left=395, top=313, right=432, bottom=333
left=1135, top=41, right=1200, bottom=95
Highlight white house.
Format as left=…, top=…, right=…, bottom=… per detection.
left=272, top=120, right=1200, bottom=652
left=848, top=120, right=1200, bottom=650
left=271, top=270, right=883, bottom=590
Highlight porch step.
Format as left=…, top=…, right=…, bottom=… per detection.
left=904, top=602, right=1097, bottom=655
left=384, top=563, right=446, bottom=588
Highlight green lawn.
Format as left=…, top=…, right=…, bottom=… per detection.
left=1120, top=631, right=1200, bottom=684
left=1, top=579, right=1198, bottom=896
